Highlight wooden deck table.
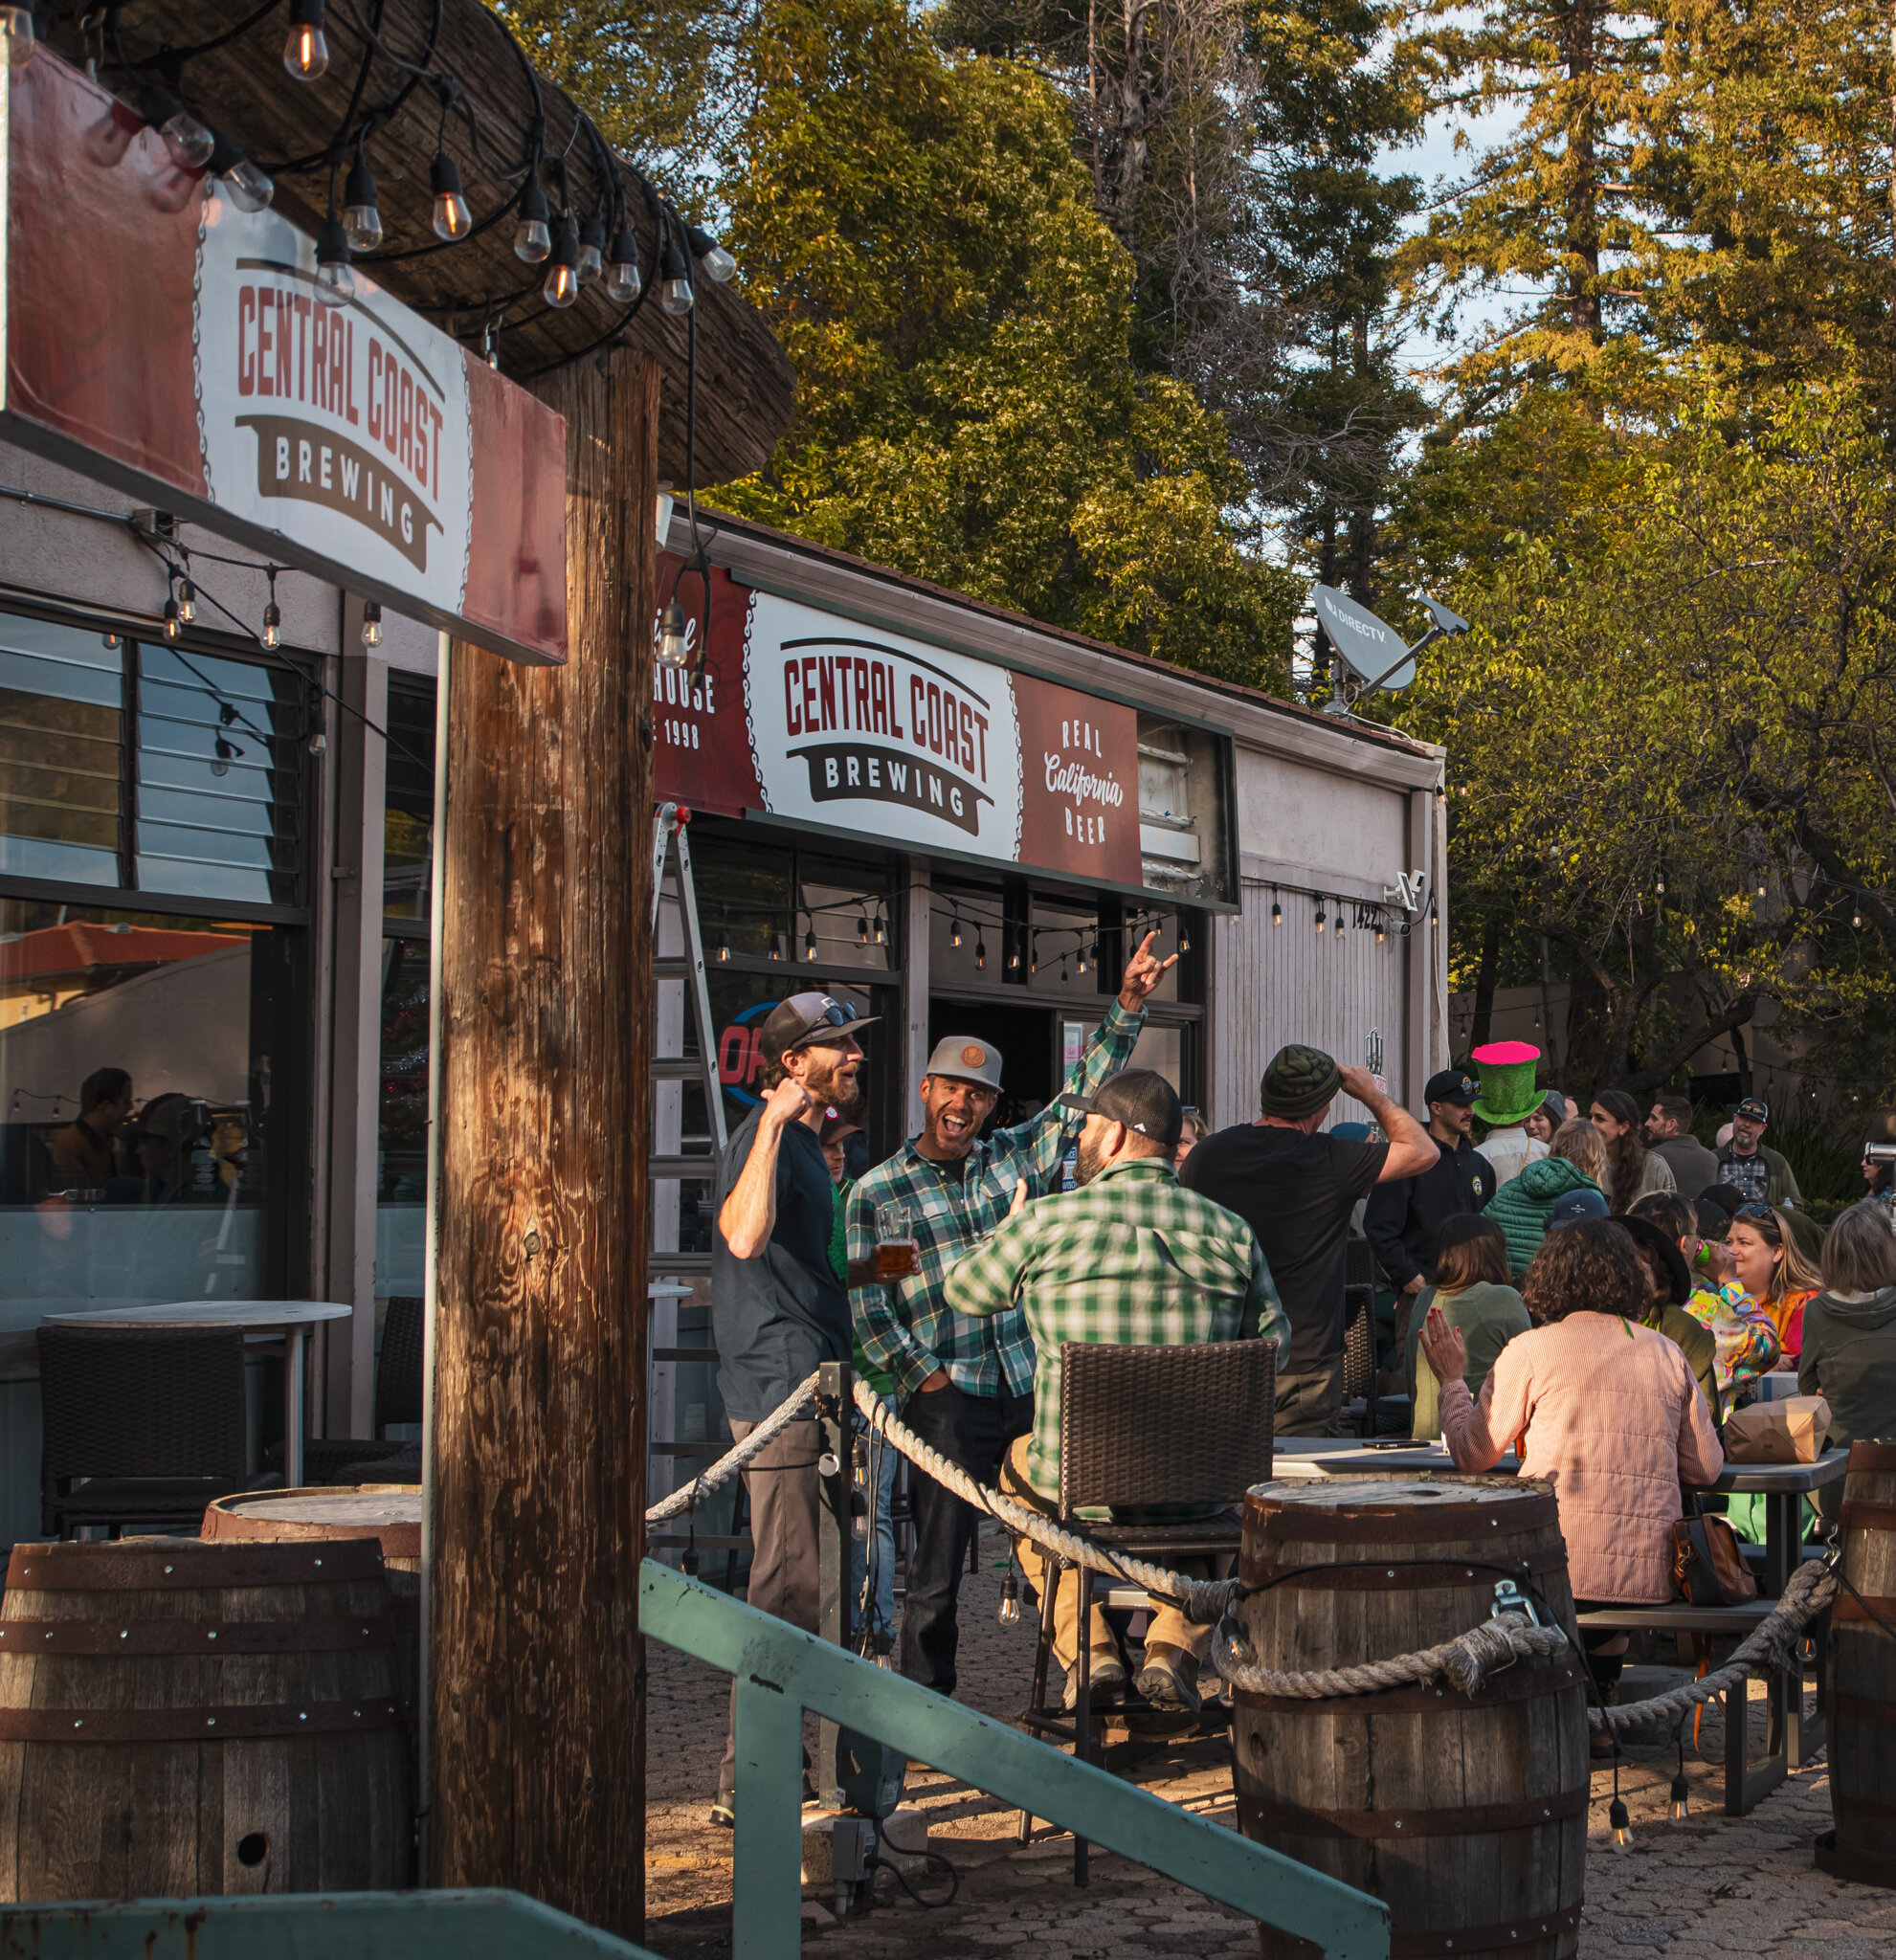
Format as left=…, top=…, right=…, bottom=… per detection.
left=40, top=1300, right=351, bottom=1489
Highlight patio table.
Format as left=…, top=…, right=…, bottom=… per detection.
left=40, top=1300, right=351, bottom=1488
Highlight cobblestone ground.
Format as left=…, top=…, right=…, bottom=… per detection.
left=644, top=1529, right=1893, bottom=1959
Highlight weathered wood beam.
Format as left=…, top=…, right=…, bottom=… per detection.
left=432, top=342, right=657, bottom=1932
left=42, top=2, right=792, bottom=484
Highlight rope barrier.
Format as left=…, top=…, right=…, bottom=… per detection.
left=649, top=1372, right=1839, bottom=1718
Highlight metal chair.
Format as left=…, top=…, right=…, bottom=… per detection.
left=293, top=1294, right=427, bottom=1485
left=38, top=1323, right=250, bottom=1538
left=1017, top=1337, right=1276, bottom=1881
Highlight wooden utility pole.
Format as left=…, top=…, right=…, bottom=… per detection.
left=432, top=345, right=661, bottom=1938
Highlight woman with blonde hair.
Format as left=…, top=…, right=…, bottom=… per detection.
left=1727, top=1202, right=1822, bottom=1363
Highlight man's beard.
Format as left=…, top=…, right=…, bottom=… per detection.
left=1075, top=1131, right=1107, bottom=1188
left=804, top=1049, right=864, bottom=1121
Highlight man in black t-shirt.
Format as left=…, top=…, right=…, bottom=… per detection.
left=1181, top=1044, right=1436, bottom=1434
left=708, top=990, right=877, bottom=1826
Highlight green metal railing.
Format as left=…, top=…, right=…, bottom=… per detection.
left=641, top=1559, right=1390, bottom=1960
left=0, top=1889, right=660, bottom=1959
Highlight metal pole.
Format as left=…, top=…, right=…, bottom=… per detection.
left=815, top=1359, right=853, bottom=1804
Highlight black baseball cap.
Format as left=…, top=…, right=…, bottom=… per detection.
left=1058, top=1069, right=1183, bottom=1151
left=758, top=991, right=879, bottom=1066
left=1424, top=1068, right=1478, bottom=1106
left=1733, top=1097, right=1770, bottom=1125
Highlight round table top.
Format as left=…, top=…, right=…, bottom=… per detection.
left=41, top=1300, right=351, bottom=1330
left=224, top=1491, right=422, bottom=1526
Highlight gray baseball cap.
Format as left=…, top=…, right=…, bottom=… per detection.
left=923, top=1036, right=1003, bottom=1091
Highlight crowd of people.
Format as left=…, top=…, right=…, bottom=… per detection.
left=705, top=989, right=1896, bottom=1816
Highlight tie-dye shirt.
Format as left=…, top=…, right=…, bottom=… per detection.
left=1680, top=1280, right=1781, bottom=1392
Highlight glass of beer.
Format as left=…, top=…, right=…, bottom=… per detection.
left=875, top=1202, right=918, bottom=1281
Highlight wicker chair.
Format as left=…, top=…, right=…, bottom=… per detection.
left=1018, top=1336, right=1276, bottom=1879
left=39, top=1324, right=250, bottom=1538
left=286, top=1294, right=426, bottom=1486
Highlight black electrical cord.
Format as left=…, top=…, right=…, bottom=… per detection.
left=865, top=1821, right=961, bottom=1909
left=266, top=0, right=443, bottom=174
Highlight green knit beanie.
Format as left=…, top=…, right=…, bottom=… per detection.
left=1260, top=1044, right=1342, bottom=1121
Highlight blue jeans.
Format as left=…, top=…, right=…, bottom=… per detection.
left=851, top=1393, right=900, bottom=1650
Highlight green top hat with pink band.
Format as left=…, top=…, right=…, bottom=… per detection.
left=1470, top=1040, right=1543, bottom=1127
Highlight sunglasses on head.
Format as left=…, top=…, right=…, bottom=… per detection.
left=1732, top=1203, right=1779, bottom=1226
left=812, top=1001, right=859, bottom=1028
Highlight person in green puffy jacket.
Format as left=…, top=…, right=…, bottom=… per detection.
left=1484, top=1132, right=1612, bottom=1280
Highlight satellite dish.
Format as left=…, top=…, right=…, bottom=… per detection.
left=1308, top=585, right=1415, bottom=692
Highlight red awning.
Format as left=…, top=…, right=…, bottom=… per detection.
left=0, top=922, right=248, bottom=986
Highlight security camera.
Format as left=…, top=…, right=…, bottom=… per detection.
left=1417, top=593, right=1470, bottom=635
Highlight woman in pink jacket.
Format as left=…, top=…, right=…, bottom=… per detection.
left=1421, top=1217, right=1725, bottom=1696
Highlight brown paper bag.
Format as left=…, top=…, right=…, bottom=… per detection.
left=1723, top=1393, right=1831, bottom=1464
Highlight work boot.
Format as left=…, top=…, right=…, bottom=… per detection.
left=710, top=1789, right=736, bottom=1829
left=1135, top=1642, right=1202, bottom=1717
left=1061, top=1651, right=1126, bottom=1711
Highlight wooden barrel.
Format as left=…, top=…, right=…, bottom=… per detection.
left=0, top=1536, right=410, bottom=1901
left=202, top=1488, right=422, bottom=1724
left=1818, top=1438, right=1896, bottom=1888
left=1231, top=1478, right=1587, bottom=1960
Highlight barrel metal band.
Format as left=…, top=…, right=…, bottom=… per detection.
left=1235, top=1656, right=1582, bottom=1717
left=1242, top=1548, right=1569, bottom=1593
left=1241, top=1783, right=1586, bottom=1839
left=1827, top=1786, right=1896, bottom=1818
left=1243, top=1497, right=1559, bottom=1547
left=0, top=1696, right=407, bottom=1742
left=5, top=1542, right=387, bottom=1590
left=1389, top=1904, right=1584, bottom=1957
left=1839, top=1501, right=1896, bottom=1532
left=1831, top=1595, right=1896, bottom=1629
left=1842, top=1443, right=1896, bottom=1474
left=0, top=1615, right=398, bottom=1656
left=1832, top=1694, right=1896, bottom=1732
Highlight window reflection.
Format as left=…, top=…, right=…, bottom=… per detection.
left=0, top=900, right=286, bottom=1332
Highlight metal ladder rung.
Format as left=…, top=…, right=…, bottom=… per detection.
left=652, top=1058, right=707, bottom=1080
left=654, top=956, right=697, bottom=979
left=652, top=1347, right=720, bottom=1364
left=652, top=1155, right=717, bottom=1180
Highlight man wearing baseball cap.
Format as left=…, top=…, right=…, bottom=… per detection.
left=944, top=1069, right=1286, bottom=1716
left=1364, top=1069, right=1497, bottom=1303
left=1181, top=1044, right=1436, bottom=1435
left=848, top=929, right=1175, bottom=1701
left=1716, top=1096, right=1803, bottom=1209
left=708, top=990, right=877, bottom=1825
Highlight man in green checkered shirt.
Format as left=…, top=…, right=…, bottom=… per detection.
left=942, top=1069, right=1285, bottom=1716
left=847, top=930, right=1175, bottom=1699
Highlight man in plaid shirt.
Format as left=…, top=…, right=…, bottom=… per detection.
left=944, top=1068, right=1283, bottom=1715
left=848, top=930, right=1175, bottom=1697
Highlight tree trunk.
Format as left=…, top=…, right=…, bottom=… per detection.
left=1468, top=910, right=1502, bottom=1052
left=1563, top=0, right=1603, bottom=338
left=431, top=346, right=660, bottom=1937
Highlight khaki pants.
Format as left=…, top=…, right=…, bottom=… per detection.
left=1005, top=1437, right=1217, bottom=1672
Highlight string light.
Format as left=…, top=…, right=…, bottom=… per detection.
left=1669, top=1733, right=1689, bottom=1822
left=283, top=0, right=330, bottom=79
left=1314, top=898, right=1326, bottom=935
left=576, top=214, right=607, bottom=284
left=431, top=153, right=472, bottom=240
left=513, top=179, right=552, bottom=264
left=261, top=569, right=281, bottom=650
left=996, top=1567, right=1021, bottom=1627
left=657, top=601, right=690, bottom=667
left=716, top=927, right=729, bottom=964
left=1854, top=904, right=1863, bottom=928
left=858, top=910, right=870, bottom=947
left=1076, top=943, right=1088, bottom=974
left=606, top=220, right=642, bottom=303
left=163, top=595, right=181, bottom=641
left=1374, top=914, right=1386, bottom=944
left=360, top=600, right=383, bottom=648
left=975, top=937, right=987, bottom=971
left=131, top=83, right=212, bottom=169
left=342, top=154, right=383, bottom=252
left=1609, top=1748, right=1631, bottom=1850
left=950, top=915, right=963, bottom=948
left=212, top=733, right=239, bottom=777
left=543, top=221, right=582, bottom=308
left=315, top=218, right=354, bottom=307
left=1179, top=921, right=1192, bottom=954
left=804, top=922, right=817, bottom=961
left=175, top=578, right=196, bottom=626
left=1271, top=892, right=1283, bottom=925
left=209, top=135, right=274, bottom=213
left=1334, top=905, right=1346, bottom=934
left=306, top=681, right=327, bottom=755
left=658, top=229, right=695, bottom=316
left=685, top=223, right=738, bottom=284
left=874, top=912, right=885, bottom=947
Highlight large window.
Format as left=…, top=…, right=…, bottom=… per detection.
left=0, top=612, right=307, bottom=906
left=0, top=605, right=312, bottom=1333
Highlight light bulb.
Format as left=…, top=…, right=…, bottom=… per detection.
left=1315, top=908, right=1326, bottom=935
left=342, top=158, right=382, bottom=251
left=261, top=601, right=281, bottom=650
left=716, top=931, right=729, bottom=964
left=1077, top=946, right=1086, bottom=973
left=160, top=107, right=215, bottom=171
left=1333, top=911, right=1345, bottom=933
left=659, top=234, right=694, bottom=316
left=1216, top=1615, right=1246, bottom=1675
left=657, top=600, right=691, bottom=667
left=577, top=214, right=606, bottom=282
left=975, top=939, right=987, bottom=970
left=996, top=1572, right=1021, bottom=1627
left=307, top=723, right=327, bottom=755
left=858, top=912, right=869, bottom=946
left=1609, top=1796, right=1631, bottom=1850
left=314, top=218, right=353, bottom=308
left=605, top=224, right=642, bottom=302
left=431, top=153, right=471, bottom=240
left=950, top=917, right=962, bottom=948
left=361, top=600, right=383, bottom=648
left=1271, top=898, right=1283, bottom=924
left=514, top=181, right=551, bottom=263
left=163, top=597, right=181, bottom=641
left=283, top=0, right=329, bottom=78
left=1855, top=907, right=1864, bottom=927
left=542, top=224, right=581, bottom=308
left=804, top=928, right=817, bottom=961
left=1180, top=925, right=1191, bottom=953
left=222, top=154, right=275, bottom=212
left=1668, top=1774, right=1689, bottom=1822
left=0, top=6, right=34, bottom=65
left=175, top=579, right=196, bottom=625
left=686, top=223, right=737, bottom=283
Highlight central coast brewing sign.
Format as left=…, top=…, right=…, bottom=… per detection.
left=654, top=563, right=1143, bottom=887
left=0, top=53, right=568, bottom=665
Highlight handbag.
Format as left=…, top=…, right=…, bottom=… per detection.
left=1671, top=1512, right=1759, bottom=1607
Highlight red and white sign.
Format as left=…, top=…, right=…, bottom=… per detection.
left=0, top=55, right=569, bottom=666
left=654, top=556, right=1144, bottom=888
